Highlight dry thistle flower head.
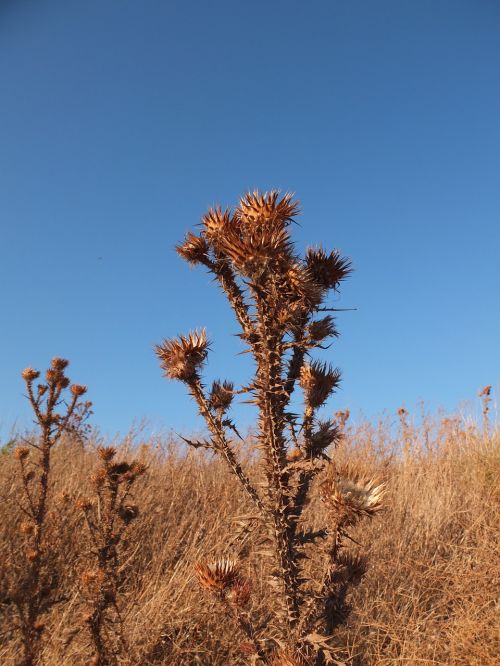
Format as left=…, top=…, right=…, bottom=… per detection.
left=176, top=231, right=210, bottom=265
left=71, top=384, right=87, bottom=396
left=201, top=206, right=232, bottom=240
left=155, top=329, right=209, bottom=381
left=479, top=385, right=492, bottom=397
left=97, top=446, right=117, bottom=462
left=300, top=362, right=341, bottom=409
left=118, top=504, right=139, bottom=524
left=306, top=246, right=352, bottom=291
left=90, top=468, right=107, bottom=487
left=22, top=368, right=40, bottom=382
left=209, top=379, right=234, bottom=412
left=308, top=315, right=338, bottom=343
left=51, top=357, right=69, bottom=370
left=194, top=558, right=241, bottom=595
left=237, top=190, right=299, bottom=226
left=37, top=384, right=48, bottom=396
left=226, top=578, right=252, bottom=607
left=14, top=447, right=30, bottom=461
left=309, top=420, right=341, bottom=454
left=126, top=461, right=147, bottom=479
left=320, top=465, right=385, bottom=525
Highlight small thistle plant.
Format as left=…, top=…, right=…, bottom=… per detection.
left=77, top=447, right=146, bottom=666
left=156, top=192, right=385, bottom=663
left=12, top=358, right=88, bottom=666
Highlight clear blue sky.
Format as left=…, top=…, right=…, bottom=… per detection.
left=1, top=0, right=499, bottom=439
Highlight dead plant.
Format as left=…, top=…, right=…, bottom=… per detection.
left=155, top=191, right=386, bottom=663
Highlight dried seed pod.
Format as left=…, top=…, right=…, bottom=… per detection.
left=176, top=232, right=210, bottom=265
left=22, top=368, right=40, bottom=382
left=155, top=329, right=209, bottom=381
left=320, top=464, right=385, bottom=525
left=194, top=558, right=241, bottom=595
left=209, top=380, right=234, bottom=412
left=300, top=362, right=341, bottom=409
left=306, top=246, right=352, bottom=290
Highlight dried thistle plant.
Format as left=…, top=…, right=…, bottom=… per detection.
left=11, top=358, right=88, bottom=666
left=156, top=191, right=386, bottom=663
left=77, top=446, right=146, bottom=666
left=479, top=385, right=492, bottom=437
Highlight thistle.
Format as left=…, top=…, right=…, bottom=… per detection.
left=156, top=191, right=385, bottom=663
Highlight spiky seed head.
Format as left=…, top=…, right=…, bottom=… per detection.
left=308, top=316, right=338, bottom=343
left=285, top=263, right=322, bottom=306
left=51, top=357, right=69, bottom=370
left=209, top=380, right=234, bottom=412
left=300, top=362, right=341, bottom=408
left=309, top=420, right=341, bottom=454
left=306, top=246, right=352, bottom=290
left=226, top=578, right=252, bottom=607
left=176, top=232, right=210, bottom=265
left=22, top=368, right=40, bottom=382
left=97, top=446, right=117, bottom=462
left=237, top=191, right=300, bottom=226
left=479, top=385, right=492, bottom=397
left=126, top=461, right=147, bottom=479
left=45, top=368, right=58, bottom=383
left=194, top=558, right=241, bottom=595
left=320, top=465, right=385, bottom=524
left=58, top=376, right=70, bottom=389
left=14, top=447, right=30, bottom=461
left=201, top=206, right=232, bottom=240
left=37, top=384, right=48, bottom=396
left=90, top=468, right=107, bottom=487
left=107, top=462, right=131, bottom=481
left=118, top=504, right=139, bottom=523
left=155, top=329, right=209, bottom=381
left=337, top=550, right=367, bottom=585
left=71, top=384, right=87, bottom=397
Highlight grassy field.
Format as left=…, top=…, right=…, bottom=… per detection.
left=1, top=408, right=498, bottom=665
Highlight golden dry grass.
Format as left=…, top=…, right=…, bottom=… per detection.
left=1, top=413, right=498, bottom=665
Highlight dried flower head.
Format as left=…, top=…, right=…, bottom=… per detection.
left=97, top=446, right=117, bottom=462
left=320, top=465, right=385, bottom=524
left=51, top=357, right=69, bottom=370
left=71, top=384, right=87, bottom=397
left=176, top=231, right=210, bottom=265
left=226, top=578, right=252, bottom=607
left=195, top=558, right=241, bottom=595
left=300, top=362, right=341, bottom=409
left=306, top=246, right=352, bottom=291
left=118, top=504, right=139, bottom=524
left=22, top=368, right=40, bottom=382
left=90, top=468, right=107, bottom=487
left=37, top=384, right=48, bottom=396
left=209, top=380, right=234, bottom=412
left=155, top=329, right=209, bottom=381
left=201, top=206, right=232, bottom=240
left=479, top=385, right=492, bottom=397
left=237, top=190, right=299, bottom=226
left=14, top=447, right=30, bottom=461
left=308, top=315, right=338, bottom=343
left=309, top=420, right=341, bottom=454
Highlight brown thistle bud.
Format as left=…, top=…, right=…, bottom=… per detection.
left=45, top=368, right=58, bottom=383
left=337, top=550, right=367, bottom=586
left=209, top=380, right=234, bottom=412
left=300, top=362, right=341, bottom=409
left=71, top=384, right=87, bottom=396
left=51, top=357, right=69, bottom=370
left=479, top=385, right=492, bottom=397
left=126, top=461, right=147, bottom=479
left=319, top=464, right=385, bottom=525
left=22, top=368, right=40, bottom=382
left=286, top=263, right=322, bottom=306
left=306, top=246, right=352, bottom=290
left=57, top=376, right=70, bottom=389
left=308, top=420, right=341, bottom=454
left=97, top=446, right=117, bottom=462
left=308, top=316, right=338, bottom=343
left=14, top=447, right=30, bottom=461
left=90, top=469, right=107, bottom=487
left=176, top=232, right=210, bottom=265
left=75, top=497, right=92, bottom=511
left=37, top=384, right=48, bottom=396
left=201, top=206, right=232, bottom=240
left=286, top=447, right=302, bottom=462
left=118, top=504, right=139, bottom=524
left=237, top=190, right=299, bottom=226
left=155, top=329, right=209, bottom=381
left=194, top=558, right=241, bottom=595
left=226, top=578, right=251, bottom=607
left=19, top=521, right=35, bottom=535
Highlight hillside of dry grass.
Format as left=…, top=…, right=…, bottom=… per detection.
left=1, top=413, right=498, bottom=665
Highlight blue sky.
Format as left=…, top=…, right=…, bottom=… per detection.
left=1, top=0, right=499, bottom=439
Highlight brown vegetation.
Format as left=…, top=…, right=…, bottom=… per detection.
left=1, top=412, right=498, bottom=664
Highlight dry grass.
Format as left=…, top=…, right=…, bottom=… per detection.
left=1, top=413, right=498, bottom=665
